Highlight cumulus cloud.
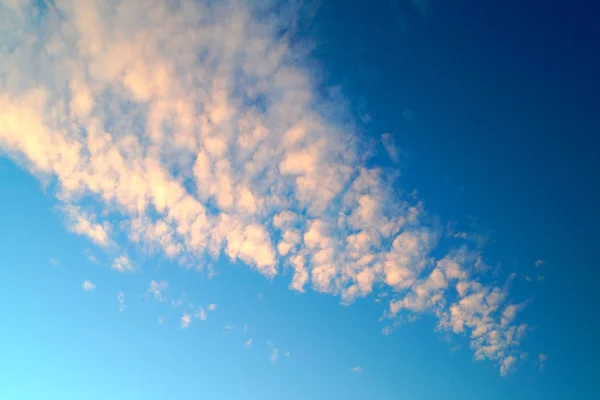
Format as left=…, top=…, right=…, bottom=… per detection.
left=181, top=313, right=192, bottom=329
left=82, top=280, right=95, bottom=291
left=0, top=0, right=528, bottom=375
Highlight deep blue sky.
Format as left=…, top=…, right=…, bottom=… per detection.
left=0, top=0, right=599, bottom=399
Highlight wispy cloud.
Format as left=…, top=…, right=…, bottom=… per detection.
left=48, top=257, right=59, bottom=266
left=535, top=260, right=546, bottom=268
left=0, top=0, right=528, bottom=375
left=350, top=366, right=364, bottom=373
left=147, top=280, right=169, bottom=302
left=538, top=353, right=548, bottom=372
left=117, top=291, right=126, bottom=311
left=82, top=280, right=95, bottom=291
left=244, top=338, right=253, bottom=348
left=112, top=255, right=133, bottom=273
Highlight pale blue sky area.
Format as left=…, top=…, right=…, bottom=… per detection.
left=0, top=0, right=598, bottom=399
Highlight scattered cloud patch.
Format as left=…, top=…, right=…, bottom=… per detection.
left=112, top=255, right=133, bottom=273
left=147, top=280, right=169, bottom=302
left=82, top=280, right=95, bottom=291
left=117, top=291, right=126, bottom=311
left=244, top=338, right=253, bottom=348
left=207, top=304, right=217, bottom=311
left=535, top=260, right=546, bottom=268
left=500, top=355, right=516, bottom=376
left=181, top=313, right=192, bottom=329
left=350, top=366, right=364, bottom=373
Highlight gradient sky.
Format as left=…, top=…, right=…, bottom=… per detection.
left=0, top=0, right=598, bottom=399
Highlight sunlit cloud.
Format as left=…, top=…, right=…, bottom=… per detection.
left=82, top=280, right=95, bottom=291
left=0, top=0, right=528, bottom=374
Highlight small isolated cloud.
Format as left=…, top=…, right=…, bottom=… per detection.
left=112, top=255, right=133, bottom=272
left=270, top=347, right=279, bottom=364
left=83, top=249, right=99, bottom=264
left=223, top=323, right=234, bottom=334
left=535, top=260, right=546, bottom=268
left=381, top=133, right=400, bottom=163
left=538, top=353, right=548, bottom=372
left=382, top=326, right=393, bottom=336
left=181, top=313, right=191, bottom=328
left=117, top=291, right=126, bottom=311
left=284, top=351, right=291, bottom=357
left=207, top=304, right=217, bottom=311
left=82, top=280, right=95, bottom=291
left=244, top=324, right=249, bottom=332
left=500, top=356, right=517, bottom=376
left=194, top=307, right=207, bottom=321
left=48, top=257, right=59, bottom=266
left=147, top=280, right=169, bottom=302
left=350, top=366, right=363, bottom=373
left=244, top=338, right=253, bottom=348
left=402, top=109, right=414, bottom=121
left=157, top=316, right=165, bottom=325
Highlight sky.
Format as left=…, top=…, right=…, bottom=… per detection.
left=0, top=0, right=598, bottom=399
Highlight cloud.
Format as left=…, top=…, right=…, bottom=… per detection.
left=270, top=347, right=279, bottom=364
left=538, top=353, right=548, bottom=372
left=83, top=249, right=99, bottom=264
left=244, top=338, right=253, bottom=348
left=117, top=291, right=126, bottom=311
left=112, top=255, right=134, bottom=272
left=147, top=280, right=169, bottom=302
left=181, top=313, right=191, bottom=328
left=500, top=355, right=516, bottom=376
left=350, top=366, right=364, bottom=373
left=48, top=257, right=59, bottom=266
left=0, top=0, right=528, bottom=375
left=207, top=304, right=217, bottom=311
left=535, top=260, right=546, bottom=268
left=194, top=307, right=207, bottom=321
left=82, top=280, right=95, bottom=291
left=157, top=316, right=165, bottom=325
left=381, top=133, right=400, bottom=163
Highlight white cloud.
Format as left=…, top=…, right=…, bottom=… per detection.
left=350, top=366, right=363, bottom=373
left=82, top=280, right=95, bottom=291
left=181, top=313, right=191, bottom=329
left=194, top=307, right=207, bottom=321
left=207, top=304, right=217, bottom=311
left=112, top=255, right=134, bottom=273
left=0, top=0, right=529, bottom=376
left=535, top=260, right=546, bottom=268
left=147, top=280, right=169, bottom=302
left=270, top=347, right=279, bottom=364
left=244, top=338, right=253, bottom=348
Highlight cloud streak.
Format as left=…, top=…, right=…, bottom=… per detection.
left=0, top=0, right=528, bottom=374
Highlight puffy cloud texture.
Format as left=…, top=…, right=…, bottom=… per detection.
left=0, top=0, right=527, bottom=374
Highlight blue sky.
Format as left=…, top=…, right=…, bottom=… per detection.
left=0, top=0, right=598, bottom=399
